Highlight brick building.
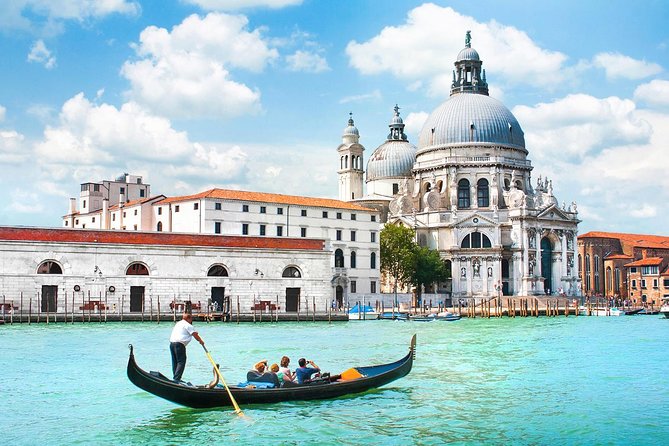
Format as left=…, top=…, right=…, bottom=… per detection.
left=577, top=231, right=669, bottom=305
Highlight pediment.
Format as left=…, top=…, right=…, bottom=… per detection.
left=454, top=212, right=498, bottom=228
left=536, top=204, right=572, bottom=221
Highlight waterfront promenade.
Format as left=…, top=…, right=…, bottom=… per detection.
left=0, top=294, right=649, bottom=324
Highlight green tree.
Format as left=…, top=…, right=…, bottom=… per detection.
left=411, top=246, right=448, bottom=309
left=380, top=224, right=416, bottom=307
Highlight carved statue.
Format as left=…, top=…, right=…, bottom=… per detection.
left=461, top=267, right=467, bottom=278
left=473, top=259, right=481, bottom=277
left=465, top=30, right=471, bottom=47
left=487, top=266, right=493, bottom=278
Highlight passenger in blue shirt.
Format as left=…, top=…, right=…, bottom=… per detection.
left=295, top=358, right=320, bottom=383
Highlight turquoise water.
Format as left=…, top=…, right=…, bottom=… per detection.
left=3, top=316, right=668, bottom=445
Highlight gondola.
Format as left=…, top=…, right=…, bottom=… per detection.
left=127, top=335, right=416, bottom=409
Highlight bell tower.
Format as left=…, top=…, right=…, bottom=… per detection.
left=337, top=113, right=365, bottom=201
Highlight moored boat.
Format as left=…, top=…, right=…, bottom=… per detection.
left=348, top=304, right=379, bottom=320
left=378, top=311, right=409, bottom=321
left=127, top=335, right=415, bottom=409
left=578, top=306, right=625, bottom=316
left=661, top=300, right=669, bottom=319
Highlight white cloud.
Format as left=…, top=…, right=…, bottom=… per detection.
left=346, top=4, right=567, bottom=97
left=122, top=12, right=278, bottom=119
left=530, top=107, right=669, bottom=233
left=7, top=189, right=44, bottom=214
left=33, top=93, right=250, bottom=188
left=592, top=52, right=662, bottom=80
left=0, top=105, right=5, bottom=121
left=27, top=39, right=56, bottom=69
left=0, top=0, right=139, bottom=33
left=404, top=111, right=428, bottom=137
left=634, top=79, right=669, bottom=109
left=513, top=94, right=651, bottom=160
left=183, top=0, right=302, bottom=10
left=286, top=50, right=329, bottom=73
left=630, top=204, right=657, bottom=218
left=339, top=89, right=382, bottom=104
left=0, top=130, right=27, bottom=164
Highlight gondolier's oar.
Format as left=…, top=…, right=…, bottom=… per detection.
left=202, top=344, right=244, bottom=416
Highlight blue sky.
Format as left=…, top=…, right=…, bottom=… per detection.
left=0, top=0, right=668, bottom=235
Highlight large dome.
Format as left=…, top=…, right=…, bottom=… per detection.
left=366, top=140, right=416, bottom=181
left=418, top=94, right=525, bottom=151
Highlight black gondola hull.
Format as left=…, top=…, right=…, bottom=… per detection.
left=127, top=335, right=415, bottom=409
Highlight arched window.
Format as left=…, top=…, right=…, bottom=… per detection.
left=614, top=268, right=620, bottom=292
left=477, top=178, right=489, bottom=207
left=37, top=261, right=62, bottom=274
left=461, top=232, right=492, bottom=249
left=436, top=180, right=443, bottom=193
left=424, top=182, right=432, bottom=192
left=350, top=251, right=357, bottom=268
left=282, top=266, right=301, bottom=278
left=594, top=255, right=600, bottom=292
left=585, top=254, right=591, bottom=292
left=156, top=221, right=163, bottom=232
left=126, top=262, right=149, bottom=275
left=334, top=249, right=344, bottom=267
left=458, top=179, right=470, bottom=208
left=606, top=266, right=612, bottom=294
left=444, top=259, right=452, bottom=279
left=345, top=155, right=348, bottom=169
left=207, top=264, right=229, bottom=277
left=370, top=252, right=376, bottom=269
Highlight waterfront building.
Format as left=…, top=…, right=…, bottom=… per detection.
left=0, top=226, right=332, bottom=315
left=345, top=32, right=581, bottom=298
left=577, top=231, right=669, bottom=305
left=56, top=181, right=380, bottom=312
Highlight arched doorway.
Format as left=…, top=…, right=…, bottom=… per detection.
left=336, top=285, right=343, bottom=310
left=541, top=237, right=553, bottom=294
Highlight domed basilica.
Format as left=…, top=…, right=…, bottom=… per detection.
left=337, top=32, right=580, bottom=298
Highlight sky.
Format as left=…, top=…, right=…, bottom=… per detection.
left=0, top=0, right=668, bottom=235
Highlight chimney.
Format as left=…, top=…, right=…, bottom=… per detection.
left=101, top=199, right=109, bottom=229
left=69, top=198, right=77, bottom=214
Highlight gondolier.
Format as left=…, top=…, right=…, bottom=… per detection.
left=170, top=312, right=205, bottom=382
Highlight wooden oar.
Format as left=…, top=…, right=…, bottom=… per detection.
left=201, top=344, right=244, bottom=416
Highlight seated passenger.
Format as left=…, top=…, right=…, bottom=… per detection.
left=295, top=358, right=320, bottom=384
left=246, top=360, right=280, bottom=388
left=278, top=356, right=296, bottom=383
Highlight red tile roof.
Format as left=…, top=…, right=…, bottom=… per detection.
left=157, top=188, right=376, bottom=212
left=578, top=231, right=669, bottom=249
left=624, top=257, right=663, bottom=267
left=604, top=254, right=633, bottom=260
left=0, top=226, right=325, bottom=251
left=108, top=195, right=164, bottom=211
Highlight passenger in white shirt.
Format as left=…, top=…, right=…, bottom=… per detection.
left=169, top=312, right=205, bottom=382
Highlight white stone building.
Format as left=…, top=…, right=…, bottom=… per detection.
left=60, top=185, right=380, bottom=309
left=0, top=226, right=333, bottom=315
left=341, top=32, right=580, bottom=298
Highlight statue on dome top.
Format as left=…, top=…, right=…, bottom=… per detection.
left=465, top=30, right=471, bottom=48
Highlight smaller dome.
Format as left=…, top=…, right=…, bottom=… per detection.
left=457, top=47, right=479, bottom=61
left=366, top=140, right=416, bottom=182
left=343, top=114, right=359, bottom=136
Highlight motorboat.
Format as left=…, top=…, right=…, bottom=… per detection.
left=378, top=311, right=409, bottom=321
left=578, top=306, right=625, bottom=316
left=661, top=300, right=669, bottom=319
left=348, top=304, right=379, bottom=320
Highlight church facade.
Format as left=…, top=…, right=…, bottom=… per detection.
left=338, top=32, right=581, bottom=298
